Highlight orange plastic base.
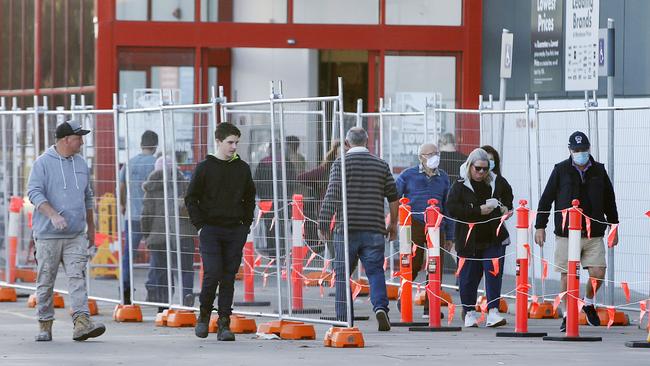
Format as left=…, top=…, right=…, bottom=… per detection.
left=280, top=322, right=316, bottom=340
left=414, top=290, right=451, bottom=307
left=167, top=310, right=197, bottom=327
left=529, top=301, right=561, bottom=319
left=475, top=296, right=508, bottom=313
left=69, top=299, right=99, bottom=316
left=386, top=284, right=399, bottom=300
left=15, top=269, right=37, bottom=283
left=208, top=315, right=260, bottom=334
left=323, top=327, right=365, bottom=348
left=27, top=293, right=65, bottom=308
left=155, top=309, right=172, bottom=327
left=0, top=287, right=17, bottom=302
left=258, top=320, right=303, bottom=336
left=304, top=272, right=332, bottom=287
left=353, top=278, right=369, bottom=296
left=113, top=304, right=143, bottom=322
left=578, top=307, right=630, bottom=326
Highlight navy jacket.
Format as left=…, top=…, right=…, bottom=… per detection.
left=534, top=156, right=618, bottom=238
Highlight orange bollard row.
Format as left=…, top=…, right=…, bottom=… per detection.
left=497, top=200, right=546, bottom=338
left=257, top=319, right=316, bottom=340
left=0, top=287, right=17, bottom=302
left=27, top=293, right=65, bottom=308
left=391, top=198, right=427, bottom=327
left=410, top=199, right=461, bottom=332
left=544, top=200, right=601, bottom=342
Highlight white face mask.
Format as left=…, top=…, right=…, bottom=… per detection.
left=426, top=155, right=440, bottom=169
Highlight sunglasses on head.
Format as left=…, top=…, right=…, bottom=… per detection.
left=473, top=165, right=489, bottom=172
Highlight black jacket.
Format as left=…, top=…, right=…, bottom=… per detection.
left=535, top=156, right=618, bottom=238
left=185, top=155, right=256, bottom=229
left=447, top=174, right=513, bottom=257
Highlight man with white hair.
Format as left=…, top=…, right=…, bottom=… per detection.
left=395, top=143, right=454, bottom=318
left=319, top=127, right=399, bottom=331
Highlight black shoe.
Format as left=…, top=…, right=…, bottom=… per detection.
left=560, top=317, right=566, bottom=332
left=375, top=309, right=391, bottom=332
left=583, top=304, right=601, bottom=326
left=195, top=308, right=211, bottom=339
left=217, top=316, right=235, bottom=341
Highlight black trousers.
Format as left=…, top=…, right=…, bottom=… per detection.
left=198, top=224, right=247, bottom=317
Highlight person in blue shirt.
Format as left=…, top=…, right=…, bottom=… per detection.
left=396, top=143, right=454, bottom=318
left=119, top=130, right=158, bottom=304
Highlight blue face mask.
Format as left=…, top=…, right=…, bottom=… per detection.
left=572, top=151, right=590, bottom=166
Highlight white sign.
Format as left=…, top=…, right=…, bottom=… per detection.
left=564, top=0, right=599, bottom=91
left=500, top=32, right=514, bottom=79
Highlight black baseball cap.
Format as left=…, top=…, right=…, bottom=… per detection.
left=568, top=131, right=590, bottom=149
left=55, top=120, right=91, bottom=139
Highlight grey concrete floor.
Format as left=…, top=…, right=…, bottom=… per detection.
left=1, top=288, right=649, bottom=366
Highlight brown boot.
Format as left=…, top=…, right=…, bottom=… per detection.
left=72, top=314, right=106, bottom=341
left=35, top=320, right=53, bottom=342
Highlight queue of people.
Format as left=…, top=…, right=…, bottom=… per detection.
left=26, top=120, right=618, bottom=341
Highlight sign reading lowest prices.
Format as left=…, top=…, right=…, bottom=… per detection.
left=564, top=0, right=599, bottom=91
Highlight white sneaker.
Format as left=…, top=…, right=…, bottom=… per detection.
left=464, top=310, right=479, bottom=328
left=486, top=308, right=506, bottom=327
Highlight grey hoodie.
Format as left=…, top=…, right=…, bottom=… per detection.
left=27, top=146, right=94, bottom=239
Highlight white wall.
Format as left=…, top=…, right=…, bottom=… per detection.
left=386, top=0, right=462, bottom=26
left=293, top=0, right=379, bottom=24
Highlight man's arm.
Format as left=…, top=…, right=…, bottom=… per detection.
left=387, top=200, right=399, bottom=241
left=37, top=202, right=67, bottom=230
left=184, top=163, right=206, bottom=230
left=534, top=165, right=559, bottom=246
left=384, top=162, right=399, bottom=241
left=86, top=209, right=95, bottom=248
left=318, top=161, right=341, bottom=239
left=602, top=170, right=619, bottom=246
left=242, top=168, right=257, bottom=227
left=27, top=161, right=67, bottom=230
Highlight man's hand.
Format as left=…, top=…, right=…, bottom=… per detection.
left=534, top=228, right=546, bottom=247
left=50, top=213, right=67, bottom=230
left=443, top=240, right=454, bottom=251
left=318, top=229, right=331, bottom=243
left=87, top=231, right=95, bottom=248
left=480, top=204, right=495, bottom=216
left=386, top=222, right=397, bottom=241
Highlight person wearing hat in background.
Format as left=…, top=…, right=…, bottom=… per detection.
left=534, top=131, right=619, bottom=332
left=118, top=130, right=158, bottom=304
left=27, top=120, right=106, bottom=342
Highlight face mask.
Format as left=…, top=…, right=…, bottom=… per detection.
left=489, top=160, right=495, bottom=171
left=426, top=155, right=440, bottom=169
left=572, top=151, right=590, bottom=166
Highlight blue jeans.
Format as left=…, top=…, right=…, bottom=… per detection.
left=145, top=238, right=195, bottom=305
left=122, top=220, right=142, bottom=291
left=333, top=230, right=389, bottom=323
left=458, top=244, right=506, bottom=313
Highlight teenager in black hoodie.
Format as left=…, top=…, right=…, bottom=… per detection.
left=185, top=122, right=256, bottom=341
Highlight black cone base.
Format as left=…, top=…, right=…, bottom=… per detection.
left=390, top=321, right=429, bottom=327
left=319, top=316, right=370, bottom=321
left=543, top=335, right=602, bottom=342
left=496, top=331, right=547, bottom=337
left=233, top=301, right=271, bottom=307
left=625, top=341, right=650, bottom=348
left=409, top=326, right=462, bottom=332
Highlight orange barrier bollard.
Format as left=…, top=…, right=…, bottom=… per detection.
left=27, top=293, right=65, bottom=308
left=323, top=327, right=364, bottom=348
left=7, top=197, right=23, bottom=284
left=475, top=296, right=508, bottom=314
left=208, top=314, right=219, bottom=333
left=155, top=309, right=172, bottom=326
left=0, top=287, right=17, bottom=302
left=167, top=310, right=197, bottom=327
left=410, top=199, right=461, bottom=332
left=391, top=198, right=427, bottom=327
left=497, top=200, right=546, bottom=337
left=113, top=304, right=143, bottom=322
left=416, top=290, right=452, bottom=306
left=544, top=200, right=601, bottom=342
left=386, top=283, right=399, bottom=300
left=258, top=320, right=310, bottom=337
left=529, top=300, right=562, bottom=319
left=208, top=315, right=257, bottom=334
left=233, top=231, right=271, bottom=307
left=280, top=322, right=316, bottom=340
left=70, top=299, right=99, bottom=316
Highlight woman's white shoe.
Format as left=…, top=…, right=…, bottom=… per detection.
left=464, top=310, right=479, bottom=327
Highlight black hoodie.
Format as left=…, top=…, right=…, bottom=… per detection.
left=185, top=154, right=256, bottom=229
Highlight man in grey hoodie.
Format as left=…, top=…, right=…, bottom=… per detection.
left=27, top=120, right=106, bottom=342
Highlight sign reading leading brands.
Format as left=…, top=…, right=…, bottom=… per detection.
left=564, top=0, right=599, bottom=91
